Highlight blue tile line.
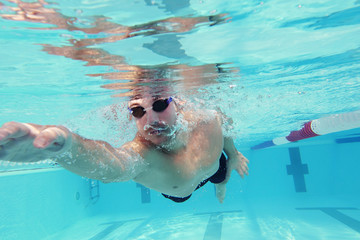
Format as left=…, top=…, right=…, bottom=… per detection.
left=195, top=210, right=242, bottom=240
left=92, top=211, right=243, bottom=240
left=195, top=210, right=242, bottom=215
left=335, top=136, right=360, bottom=144
left=287, top=147, right=309, bottom=192
left=89, top=218, right=145, bottom=240
left=203, top=213, right=223, bottom=240
left=136, top=183, right=151, bottom=203
left=297, top=208, right=360, bottom=233
left=124, top=218, right=153, bottom=239
left=89, top=221, right=125, bottom=240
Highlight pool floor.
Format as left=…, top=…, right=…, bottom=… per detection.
left=44, top=196, right=360, bottom=240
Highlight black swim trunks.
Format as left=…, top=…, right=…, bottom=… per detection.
left=162, top=153, right=227, bottom=203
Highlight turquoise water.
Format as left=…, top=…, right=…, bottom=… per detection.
left=0, top=0, right=360, bottom=239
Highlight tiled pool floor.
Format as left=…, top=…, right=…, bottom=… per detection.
left=45, top=197, right=360, bottom=240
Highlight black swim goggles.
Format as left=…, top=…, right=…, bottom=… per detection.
left=128, top=97, right=173, bottom=119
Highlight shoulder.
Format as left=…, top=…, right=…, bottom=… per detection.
left=182, top=108, right=221, bottom=126
left=110, top=140, right=149, bottom=181
left=119, top=135, right=154, bottom=158
left=174, top=97, right=221, bottom=124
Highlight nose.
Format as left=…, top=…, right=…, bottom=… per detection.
left=145, top=109, right=160, bottom=125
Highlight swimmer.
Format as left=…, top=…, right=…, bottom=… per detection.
left=0, top=94, right=248, bottom=203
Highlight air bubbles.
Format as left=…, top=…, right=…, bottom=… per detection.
left=60, top=34, right=73, bottom=39
left=0, top=161, right=9, bottom=167
left=75, top=9, right=83, bottom=15
left=210, top=9, right=217, bottom=14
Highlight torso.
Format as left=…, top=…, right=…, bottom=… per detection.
left=130, top=110, right=224, bottom=197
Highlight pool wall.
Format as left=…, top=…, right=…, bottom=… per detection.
left=0, top=169, right=90, bottom=239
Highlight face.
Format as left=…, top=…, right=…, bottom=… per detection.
left=129, top=95, right=177, bottom=146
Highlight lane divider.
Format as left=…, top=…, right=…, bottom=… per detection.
left=252, top=110, right=360, bottom=150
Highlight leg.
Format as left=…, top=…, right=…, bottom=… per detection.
left=214, top=182, right=226, bottom=203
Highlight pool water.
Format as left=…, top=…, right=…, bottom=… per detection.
left=0, top=0, right=360, bottom=239
left=2, top=132, right=360, bottom=240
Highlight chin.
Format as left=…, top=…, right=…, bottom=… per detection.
left=149, top=135, right=168, bottom=145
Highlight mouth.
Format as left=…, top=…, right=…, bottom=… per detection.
left=144, top=122, right=170, bottom=136
left=148, top=128, right=168, bottom=136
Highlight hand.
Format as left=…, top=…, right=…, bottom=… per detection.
left=208, top=14, right=231, bottom=26
left=0, top=122, right=71, bottom=162
left=228, top=151, right=249, bottom=179
left=215, top=151, right=249, bottom=203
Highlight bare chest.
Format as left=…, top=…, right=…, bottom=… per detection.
left=134, top=120, right=223, bottom=197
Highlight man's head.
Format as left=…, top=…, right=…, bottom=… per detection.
left=128, top=93, right=178, bottom=146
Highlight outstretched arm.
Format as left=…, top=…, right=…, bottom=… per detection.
left=0, top=122, right=145, bottom=182
left=55, top=134, right=145, bottom=182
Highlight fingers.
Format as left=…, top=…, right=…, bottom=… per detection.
left=235, top=160, right=248, bottom=178
left=0, top=121, right=69, bottom=151
left=236, top=159, right=249, bottom=178
left=33, top=127, right=68, bottom=150
left=234, top=154, right=249, bottom=178
left=0, top=122, right=31, bottom=144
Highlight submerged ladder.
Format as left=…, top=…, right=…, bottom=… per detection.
left=89, top=179, right=100, bottom=203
